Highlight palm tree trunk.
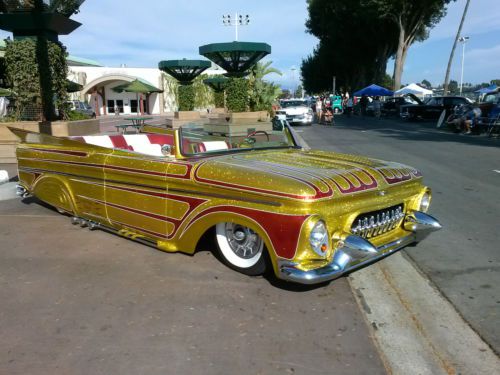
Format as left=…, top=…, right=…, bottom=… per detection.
left=393, top=16, right=405, bottom=91
left=443, top=0, right=470, bottom=96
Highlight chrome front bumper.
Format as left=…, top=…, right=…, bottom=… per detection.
left=278, top=211, right=441, bottom=285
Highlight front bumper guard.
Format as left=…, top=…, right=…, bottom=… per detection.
left=278, top=211, right=441, bottom=285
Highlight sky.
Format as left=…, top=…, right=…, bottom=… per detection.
left=1, top=0, right=499, bottom=90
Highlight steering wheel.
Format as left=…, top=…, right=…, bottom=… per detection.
left=238, top=130, right=270, bottom=148
left=247, top=130, right=270, bottom=141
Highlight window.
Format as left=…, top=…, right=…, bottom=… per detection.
left=107, top=100, right=115, bottom=113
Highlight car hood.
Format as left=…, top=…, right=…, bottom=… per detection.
left=193, top=149, right=422, bottom=201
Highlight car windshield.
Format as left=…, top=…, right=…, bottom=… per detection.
left=179, top=123, right=297, bottom=156
left=281, top=100, right=308, bottom=108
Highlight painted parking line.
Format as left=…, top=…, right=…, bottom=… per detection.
left=493, top=170, right=500, bottom=174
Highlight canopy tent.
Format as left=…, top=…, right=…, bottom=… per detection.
left=395, top=83, right=433, bottom=97
left=353, top=84, right=393, bottom=97
left=66, top=80, right=83, bottom=93
left=112, top=79, right=163, bottom=115
left=474, top=84, right=497, bottom=94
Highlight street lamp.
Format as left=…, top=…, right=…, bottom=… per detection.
left=291, top=67, right=296, bottom=97
left=222, top=13, right=250, bottom=41
left=459, top=36, right=469, bottom=95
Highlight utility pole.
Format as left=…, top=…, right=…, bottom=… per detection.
left=459, top=36, right=469, bottom=95
left=332, top=76, right=336, bottom=95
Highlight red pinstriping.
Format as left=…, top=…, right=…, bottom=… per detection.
left=193, top=161, right=332, bottom=201
left=182, top=206, right=310, bottom=259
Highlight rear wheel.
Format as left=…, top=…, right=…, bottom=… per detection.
left=215, top=222, right=267, bottom=276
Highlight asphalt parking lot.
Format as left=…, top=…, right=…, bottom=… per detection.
left=0, top=197, right=386, bottom=375
left=299, top=115, right=500, bottom=353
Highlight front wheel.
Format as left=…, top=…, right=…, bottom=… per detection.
left=215, top=222, right=267, bottom=276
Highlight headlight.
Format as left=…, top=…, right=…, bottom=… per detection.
left=309, top=220, right=329, bottom=256
left=419, top=191, right=431, bottom=212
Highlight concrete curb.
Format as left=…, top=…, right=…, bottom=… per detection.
left=349, top=253, right=500, bottom=375
left=0, top=181, right=18, bottom=201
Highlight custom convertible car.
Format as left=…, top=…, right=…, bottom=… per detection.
left=11, top=123, right=441, bottom=284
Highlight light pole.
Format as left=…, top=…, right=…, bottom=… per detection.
left=222, top=13, right=250, bottom=41
left=291, top=67, right=296, bottom=97
left=459, top=36, right=469, bottom=95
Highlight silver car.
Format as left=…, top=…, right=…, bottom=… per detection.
left=68, top=100, right=96, bottom=118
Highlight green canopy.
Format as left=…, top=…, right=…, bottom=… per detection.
left=66, top=80, right=83, bottom=93
left=112, top=79, right=163, bottom=94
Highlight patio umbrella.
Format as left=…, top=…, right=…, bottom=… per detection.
left=353, top=84, right=394, bottom=97
left=112, top=79, right=163, bottom=115
left=66, top=80, right=83, bottom=93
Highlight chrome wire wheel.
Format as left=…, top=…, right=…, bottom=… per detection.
left=215, top=222, right=266, bottom=275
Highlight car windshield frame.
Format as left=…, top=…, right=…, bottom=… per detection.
left=178, top=123, right=300, bottom=157
left=280, top=100, right=308, bottom=108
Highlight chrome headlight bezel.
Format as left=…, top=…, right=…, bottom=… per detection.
left=419, top=191, right=432, bottom=212
left=309, top=220, right=329, bottom=257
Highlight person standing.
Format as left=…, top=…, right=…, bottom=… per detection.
left=373, top=96, right=381, bottom=118
left=346, top=96, right=353, bottom=117
left=360, top=95, right=369, bottom=117
left=316, top=97, right=323, bottom=123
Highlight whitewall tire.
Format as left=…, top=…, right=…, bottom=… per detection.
left=215, top=222, right=267, bottom=276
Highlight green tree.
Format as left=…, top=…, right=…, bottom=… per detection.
left=364, top=0, right=453, bottom=90
left=448, top=79, right=458, bottom=93
left=248, top=61, right=282, bottom=113
left=490, top=79, right=500, bottom=86
left=226, top=78, right=249, bottom=112
left=303, top=0, right=398, bottom=93
left=421, top=79, right=432, bottom=88
left=294, top=85, right=303, bottom=98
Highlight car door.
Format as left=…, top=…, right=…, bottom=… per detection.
left=103, top=147, right=168, bottom=244
left=424, top=97, right=444, bottom=119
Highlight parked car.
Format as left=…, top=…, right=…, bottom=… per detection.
left=400, top=96, right=472, bottom=120
left=11, top=123, right=440, bottom=285
left=276, top=99, right=314, bottom=126
left=67, top=100, right=96, bottom=118
left=382, top=95, right=421, bottom=116
left=329, top=95, right=343, bottom=113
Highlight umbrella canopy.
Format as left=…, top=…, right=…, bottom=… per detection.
left=353, top=84, right=393, bottom=97
left=475, top=84, right=497, bottom=94
left=66, top=80, right=83, bottom=93
left=112, top=79, right=163, bottom=94
left=395, top=83, right=433, bottom=96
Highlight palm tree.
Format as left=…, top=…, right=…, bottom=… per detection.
left=248, top=61, right=282, bottom=112
left=443, top=0, right=470, bottom=96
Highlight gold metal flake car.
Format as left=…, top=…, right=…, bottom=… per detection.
left=11, top=124, right=441, bottom=284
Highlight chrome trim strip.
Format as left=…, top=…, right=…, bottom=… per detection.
left=278, top=234, right=416, bottom=285
left=278, top=211, right=441, bottom=285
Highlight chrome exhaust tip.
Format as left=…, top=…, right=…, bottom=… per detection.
left=16, top=185, right=30, bottom=198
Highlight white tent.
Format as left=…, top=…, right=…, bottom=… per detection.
left=395, top=83, right=433, bottom=97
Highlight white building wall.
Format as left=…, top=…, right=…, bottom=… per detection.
left=67, top=65, right=223, bottom=115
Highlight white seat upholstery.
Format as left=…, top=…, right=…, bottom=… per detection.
left=202, top=141, right=229, bottom=151
left=131, top=143, right=163, bottom=156
left=83, top=136, right=114, bottom=148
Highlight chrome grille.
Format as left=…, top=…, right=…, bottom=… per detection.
left=351, top=204, right=404, bottom=239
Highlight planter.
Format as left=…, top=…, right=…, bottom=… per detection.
left=0, top=119, right=99, bottom=163
left=166, top=111, right=205, bottom=129
left=203, top=111, right=272, bottom=136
